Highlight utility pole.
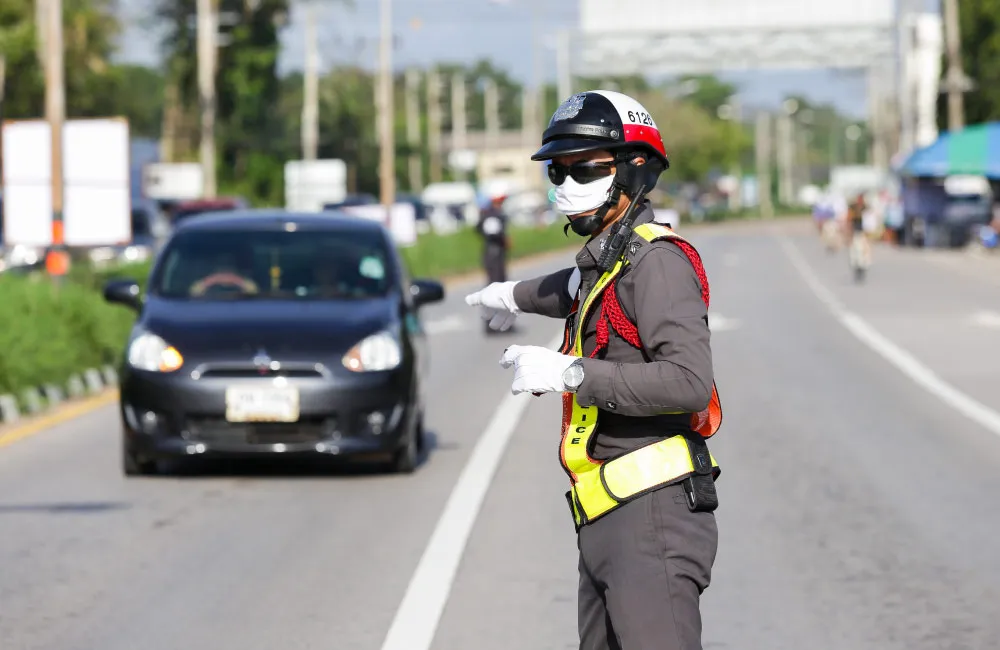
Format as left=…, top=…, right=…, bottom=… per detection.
left=529, top=1, right=543, bottom=135
left=556, top=28, right=572, bottom=102
left=196, top=0, right=217, bottom=197
left=35, top=0, right=48, bottom=63
left=729, top=96, right=744, bottom=212
left=897, top=4, right=915, bottom=155
left=484, top=77, right=500, bottom=152
left=426, top=68, right=442, bottom=183
left=776, top=113, right=793, bottom=205
left=868, top=65, right=888, bottom=169
left=405, top=67, right=423, bottom=192
left=43, top=0, right=68, bottom=279
left=451, top=72, right=467, bottom=180
left=0, top=55, right=6, bottom=182
left=942, top=0, right=965, bottom=131
left=377, top=0, right=395, bottom=219
left=755, top=112, right=773, bottom=219
left=521, top=87, right=534, bottom=149
left=302, top=1, right=319, bottom=161
left=796, top=126, right=809, bottom=191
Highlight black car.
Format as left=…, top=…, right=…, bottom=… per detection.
left=103, top=210, right=445, bottom=476
left=322, top=194, right=378, bottom=210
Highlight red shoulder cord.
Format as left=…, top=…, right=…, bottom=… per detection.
left=596, top=239, right=710, bottom=355
left=561, top=239, right=710, bottom=439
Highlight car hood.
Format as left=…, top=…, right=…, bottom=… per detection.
left=140, top=297, right=399, bottom=356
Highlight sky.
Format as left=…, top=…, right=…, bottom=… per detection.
left=115, top=0, right=944, bottom=121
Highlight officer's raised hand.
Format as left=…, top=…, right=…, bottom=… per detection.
left=464, top=281, right=520, bottom=331
left=499, top=345, right=579, bottom=395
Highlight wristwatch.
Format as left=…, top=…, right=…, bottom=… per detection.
left=562, top=358, right=585, bottom=393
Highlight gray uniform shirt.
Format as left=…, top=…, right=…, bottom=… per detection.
left=512, top=204, right=714, bottom=461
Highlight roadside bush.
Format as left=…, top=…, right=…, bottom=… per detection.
left=0, top=274, right=134, bottom=397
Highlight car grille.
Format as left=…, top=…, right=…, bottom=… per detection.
left=197, top=367, right=324, bottom=379
left=184, top=417, right=335, bottom=445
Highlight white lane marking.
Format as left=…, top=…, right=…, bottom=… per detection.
left=971, top=310, right=1000, bottom=329
left=380, top=331, right=565, bottom=650
left=423, top=315, right=466, bottom=335
left=709, top=312, right=741, bottom=331
left=776, top=234, right=1000, bottom=439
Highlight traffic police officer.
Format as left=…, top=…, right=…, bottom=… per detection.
left=477, top=190, right=511, bottom=283
left=475, top=190, right=511, bottom=335
left=465, top=90, right=723, bottom=650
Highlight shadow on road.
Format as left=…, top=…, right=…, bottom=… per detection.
left=0, top=501, right=130, bottom=515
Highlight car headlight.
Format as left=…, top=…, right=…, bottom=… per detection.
left=128, top=331, right=184, bottom=372
left=122, top=245, right=150, bottom=263
left=342, top=329, right=401, bottom=372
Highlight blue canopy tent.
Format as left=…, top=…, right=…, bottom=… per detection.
left=899, top=122, right=1000, bottom=179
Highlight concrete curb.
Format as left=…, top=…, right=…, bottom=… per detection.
left=0, top=364, right=119, bottom=425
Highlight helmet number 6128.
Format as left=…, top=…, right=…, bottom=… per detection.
left=627, top=111, right=653, bottom=126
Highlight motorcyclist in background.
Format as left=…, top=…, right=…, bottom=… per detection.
left=475, top=190, right=511, bottom=334
left=846, top=192, right=872, bottom=277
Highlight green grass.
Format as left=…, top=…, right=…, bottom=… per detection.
left=400, top=220, right=573, bottom=278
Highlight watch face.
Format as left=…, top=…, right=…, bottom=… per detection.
left=563, top=363, right=584, bottom=388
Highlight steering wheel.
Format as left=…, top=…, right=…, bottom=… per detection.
left=191, top=272, right=258, bottom=296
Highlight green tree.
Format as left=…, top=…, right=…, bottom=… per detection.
left=0, top=0, right=121, bottom=120
left=107, top=65, right=165, bottom=138
left=157, top=0, right=292, bottom=203
left=670, top=75, right=739, bottom=116
left=939, top=0, right=1000, bottom=128
left=633, top=91, right=751, bottom=183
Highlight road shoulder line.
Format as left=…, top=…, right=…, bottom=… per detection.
left=379, top=331, right=564, bottom=650
left=775, top=232, right=1000, bottom=439
left=0, top=389, right=119, bottom=449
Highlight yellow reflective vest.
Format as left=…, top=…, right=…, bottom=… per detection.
left=558, top=223, right=722, bottom=528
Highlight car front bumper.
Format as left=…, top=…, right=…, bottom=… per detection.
left=120, top=366, right=417, bottom=462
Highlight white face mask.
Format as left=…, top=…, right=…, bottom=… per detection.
left=553, top=175, right=615, bottom=216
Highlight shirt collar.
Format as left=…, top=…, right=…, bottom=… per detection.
left=575, top=200, right=657, bottom=271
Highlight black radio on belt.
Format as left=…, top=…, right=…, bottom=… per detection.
left=683, top=439, right=719, bottom=513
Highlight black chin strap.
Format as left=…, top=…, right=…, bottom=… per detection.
left=563, top=184, right=624, bottom=237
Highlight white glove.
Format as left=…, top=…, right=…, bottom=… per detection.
left=465, top=281, right=521, bottom=331
left=499, top=345, right=577, bottom=395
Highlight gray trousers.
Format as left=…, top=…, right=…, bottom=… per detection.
left=577, top=482, right=718, bottom=650
left=483, top=244, right=507, bottom=284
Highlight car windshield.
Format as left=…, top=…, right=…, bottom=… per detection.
left=151, top=228, right=394, bottom=300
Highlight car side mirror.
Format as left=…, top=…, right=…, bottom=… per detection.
left=409, top=279, right=445, bottom=308
left=103, top=279, right=143, bottom=312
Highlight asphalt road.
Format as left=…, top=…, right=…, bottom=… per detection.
left=2, top=218, right=1000, bottom=650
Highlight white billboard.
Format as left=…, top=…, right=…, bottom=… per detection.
left=143, top=162, right=204, bottom=201
left=339, top=203, right=418, bottom=247
left=284, top=159, right=347, bottom=212
left=580, top=0, right=894, bottom=33
left=1, top=118, right=131, bottom=247
left=577, top=0, right=896, bottom=74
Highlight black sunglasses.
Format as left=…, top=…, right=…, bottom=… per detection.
left=547, top=160, right=615, bottom=186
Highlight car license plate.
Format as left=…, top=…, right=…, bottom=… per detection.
left=225, top=387, right=300, bottom=423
